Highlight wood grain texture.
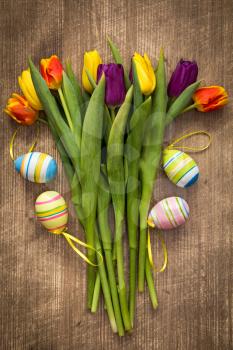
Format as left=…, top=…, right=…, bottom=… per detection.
left=0, top=0, right=232, bottom=349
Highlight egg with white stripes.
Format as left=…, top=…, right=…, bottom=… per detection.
left=162, top=149, right=199, bottom=188
left=35, top=191, right=68, bottom=233
left=14, top=152, right=57, bottom=183
left=148, top=197, right=190, bottom=230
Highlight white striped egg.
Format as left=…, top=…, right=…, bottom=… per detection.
left=14, top=152, right=57, bottom=183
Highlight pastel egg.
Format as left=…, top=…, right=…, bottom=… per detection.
left=35, top=191, right=68, bottom=233
left=148, top=197, right=190, bottom=230
left=14, top=152, right=57, bottom=183
left=162, top=149, right=199, bottom=188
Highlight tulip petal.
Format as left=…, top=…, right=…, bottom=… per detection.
left=22, top=70, right=42, bottom=107
left=82, top=50, right=102, bottom=94
left=97, top=63, right=126, bottom=106
left=18, top=72, right=42, bottom=111
left=132, top=52, right=156, bottom=95
left=193, top=85, right=228, bottom=112
left=40, top=55, right=63, bottom=90
left=168, top=59, right=198, bottom=97
left=4, top=93, right=38, bottom=125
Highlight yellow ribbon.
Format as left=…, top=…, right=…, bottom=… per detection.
left=51, top=229, right=103, bottom=267
left=147, top=226, right=168, bottom=273
left=10, top=126, right=38, bottom=160
left=166, top=130, right=212, bottom=153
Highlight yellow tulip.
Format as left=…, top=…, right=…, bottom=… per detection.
left=82, top=50, right=102, bottom=93
left=133, top=52, right=156, bottom=95
left=18, top=69, right=43, bottom=110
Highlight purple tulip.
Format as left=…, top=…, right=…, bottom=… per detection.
left=168, top=59, right=198, bottom=97
left=97, top=63, right=126, bottom=106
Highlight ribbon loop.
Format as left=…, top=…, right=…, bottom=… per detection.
left=9, top=126, right=39, bottom=160
left=52, top=230, right=103, bottom=267
left=167, top=130, right=212, bottom=153
left=147, top=227, right=168, bottom=273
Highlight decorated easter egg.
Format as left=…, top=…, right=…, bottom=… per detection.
left=148, top=197, right=190, bottom=230
left=14, top=152, right=57, bottom=183
left=162, top=149, right=199, bottom=188
left=35, top=191, right=68, bottom=233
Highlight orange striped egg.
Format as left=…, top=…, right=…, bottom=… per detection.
left=15, top=152, right=57, bottom=183
left=35, top=191, right=68, bottom=233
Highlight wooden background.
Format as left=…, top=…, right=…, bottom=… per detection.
left=0, top=0, right=232, bottom=349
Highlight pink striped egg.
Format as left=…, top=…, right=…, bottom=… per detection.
left=35, top=191, right=68, bottom=234
left=148, top=197, right=190, bottom=230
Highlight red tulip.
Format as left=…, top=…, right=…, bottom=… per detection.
left=40, top=55, right=63, bottom=89
left=4, top=93, right=38, bottom=125
left=193, top=86, right=228, bottom=112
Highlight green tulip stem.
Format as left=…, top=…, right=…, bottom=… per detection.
left=126, top=97, right=152, bottom=326
left=182, top=103, right=197, bottom=113
left=98, top=173, right=125, bottom=336
left=167, top=96, right=176, bottom=110
left=48, top=121, right=117, bottom=332
left=165, top=81, right=201, bottom=125
left=80, top=76, right=106, bottom=308
left=58, top=87, right=74, bottom=131
left=110, top=107, right=115, bottom=121
left=91, top=272, right=101, bottom=313
left=145, top=256, right=158, bottom=309
left=37, top=116, right=48, bottom=125
left=107, top=86, right=134, bottom=331
left=138, top=49, right=167, bottom=292
left=95, top=227, right=118, bottom=333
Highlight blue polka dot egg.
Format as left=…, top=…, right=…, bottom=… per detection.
left=14, top=152, right=57, bottom=183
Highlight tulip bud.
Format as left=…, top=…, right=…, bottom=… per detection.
left=82, top=50, right=102, bottom=94
left=40, top=55, right=63, bottom=89
left=193, top=86, right=228, bottom=112
left=4, top=93, right=38, bottom=125
left=131, top=53, right=156, bottom=95
left=97, top=63, right=126, bottom=107
left=168, top=59, right=198, bottom=97
left=18, top=69, right=43, bottom=110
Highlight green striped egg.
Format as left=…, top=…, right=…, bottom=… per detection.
left=162, top=149, right=199, bottom=188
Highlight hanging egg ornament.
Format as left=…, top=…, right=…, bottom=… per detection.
left=15, top=152, right=57, bottom=183
left=148, top=197, right=190, bottom=230
left=162, top=149, right=199, bottom=188
left=35, top=191, right=68, bottom=233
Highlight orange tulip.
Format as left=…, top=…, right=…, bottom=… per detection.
left=40, top=55, right=63, bottom=89
left=4, top=93, right=38, bottom=125
left=193, top=86, right=228, bottom=112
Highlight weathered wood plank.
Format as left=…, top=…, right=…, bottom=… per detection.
left=0, top=0, right=232, bottom=349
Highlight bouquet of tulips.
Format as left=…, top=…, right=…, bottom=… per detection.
left=5, top=38, right=228, bottom=336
